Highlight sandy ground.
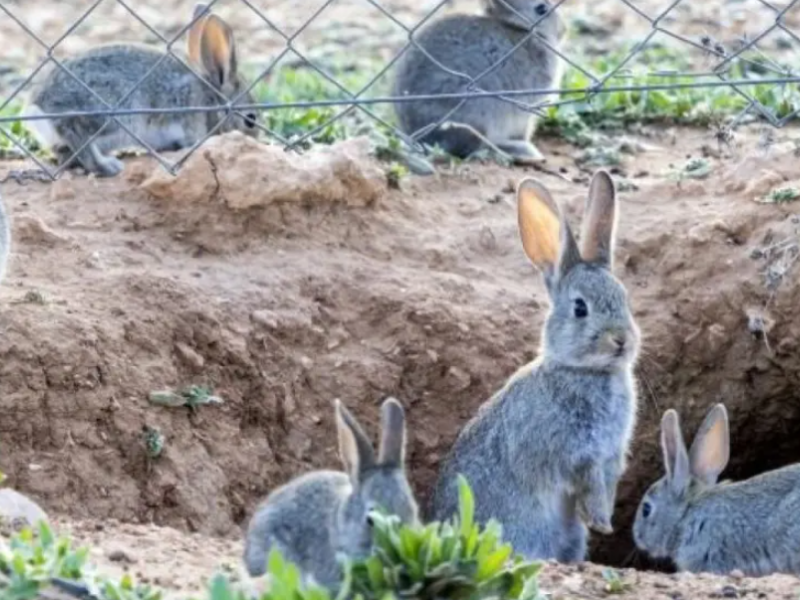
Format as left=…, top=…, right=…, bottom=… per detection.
left=0, top=120, right=799, bottom=596
left=55, top=517, right=800, bottom=600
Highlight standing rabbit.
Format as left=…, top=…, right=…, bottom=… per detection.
left=392, top=0, right=565, bottom=163
left=428, top=171, right=640, bottom=562
left=634, top=404, right=800, bottom=576
left=23, top=4, right=258, bottom=177
left=244, top=397, right=419, bottom=588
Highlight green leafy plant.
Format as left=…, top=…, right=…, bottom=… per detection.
left=668, top=157, right=713, bottom=182
left=148, top=385, right=223, bottom=410
left=347, top=475, right=543, bottom=600
left=0, top=522, right=88, bottom=600
left=758, top=186, right=800, bottom=204
left=141, top=425, right=165, bottom=459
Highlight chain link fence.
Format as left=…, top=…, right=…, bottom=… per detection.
left=1, top=0, right=800, bottom=180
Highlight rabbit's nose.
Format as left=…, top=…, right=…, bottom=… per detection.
left=605, top=330, right=627, bottom=355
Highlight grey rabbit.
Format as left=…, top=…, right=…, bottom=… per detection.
left=392, top=0, right=565, bottom=163
left=428, top=171, right=640, bottom=562
left=23, top=4, right=258, bottom=178
left=0, top=192, right=9, bottom=283
left=244, top=397, right=419, bottom=588
left=634, top=403, right=800, bottom=576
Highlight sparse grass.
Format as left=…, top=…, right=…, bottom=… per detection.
left=250, top=64, right=393, bottom=147
left=540, top=44, right=800, bottom=144
left=0, top=103, right=43, bottom=160
left=3, top=43, right=800, bottom=169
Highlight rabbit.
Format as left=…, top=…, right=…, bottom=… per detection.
left=391, top=0, right=565, bottom=164
left=22, top=4, right=258, bottom=178
left=0, top=192, right=9, bottom=283
left=244, top=397, right=419, bottom=588
left=633, top=404, right=800, bottom=576
left=428, top=170, right=640, bottom=563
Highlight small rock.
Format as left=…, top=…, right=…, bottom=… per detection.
left=108, top=547, right=136, bottom=564
left=13, top=215, right=69, bottom=247
left=447, top=366, right=471, bottom=391
left=720, top=584, right=740, bottom=598
left=729, top=569, right=745, bottom=580
left=174, top=342, right=205, bottom=369
left=250, top=310, right=279, bottom=328
left=0, top=488, right=48, bottom=529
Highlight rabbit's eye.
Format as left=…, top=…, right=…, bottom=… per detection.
left=573, top=298, right=588, bottom=319
left=245, top=113, right=258, bottom=128
left=534, top=3, right=549, bottom=16
left=642, top=501, right=652, bottom=518
left=365, top=514, right=376, bottom=527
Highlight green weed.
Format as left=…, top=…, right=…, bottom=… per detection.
left=148, top=385, right=223, bottom=410
left=601, top=567, right=632, bottom=595
left=141, top=425, right=165, bottom=460
left=759, top=186, right=800, bottom=204
left=540, top=44, right=800, bottom=144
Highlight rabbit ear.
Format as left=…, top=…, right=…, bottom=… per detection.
left=689, top=404, right=730, bottom=485
left=517, top=178, right=581, bottom=286
left=187, top=4, right=210, bottom=66
left=335, top=400, right=375, bottom=483
left=200, top=14, right=239, bottom=89
left=661, top=409, right=690, bottom=493
left=378, top=397, right=406, bottom=467
left=579, top=170, right=618, bottom=269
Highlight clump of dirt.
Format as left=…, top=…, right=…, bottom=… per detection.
left=0, top=126, right=800, bottom=583
left=140, top=134, right=387, bottom=210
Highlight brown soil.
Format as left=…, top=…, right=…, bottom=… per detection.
left=1, top=121, right=800, bottom=597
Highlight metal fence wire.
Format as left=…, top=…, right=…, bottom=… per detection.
left=1, top=0, right=800, bottom=180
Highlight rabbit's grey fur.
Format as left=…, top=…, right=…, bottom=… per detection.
left=244, top=397, right=418, bottom=588
left=392, top=0, right=564, bottom=162
left=634, top=404, right=800, bottom=576
left=0, top=192, right=9, bottom=283
left=24, top=5, right=257, bottom=177
left=428, top=171, right=640, bottom=562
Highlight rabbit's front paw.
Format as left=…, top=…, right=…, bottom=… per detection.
left=577, top=497, right=613, bottom=534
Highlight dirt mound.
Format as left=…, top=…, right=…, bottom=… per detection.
left=0, top=128, right=799, bottom=571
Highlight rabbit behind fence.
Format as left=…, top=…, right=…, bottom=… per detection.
left=244, top=397, right=419, bottom=589
left=23, top=4, right=258, bottom=178
left=392, top=0, right=565, bottom=163
left=428, top=171, right=640, bottom=562
left=634, top=404, right=800, bottom=576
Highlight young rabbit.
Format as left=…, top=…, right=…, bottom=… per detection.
left=634, top=404, right=800, bottom=576
left=428, top=171, right=640, bottom=562
left=244, top=397, right=419, bottom=588
left=0, top=192, right=9, bottom=283
left=392, top=0, right=565, bottom=163
left=23, top=4, right=258, bottom=177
